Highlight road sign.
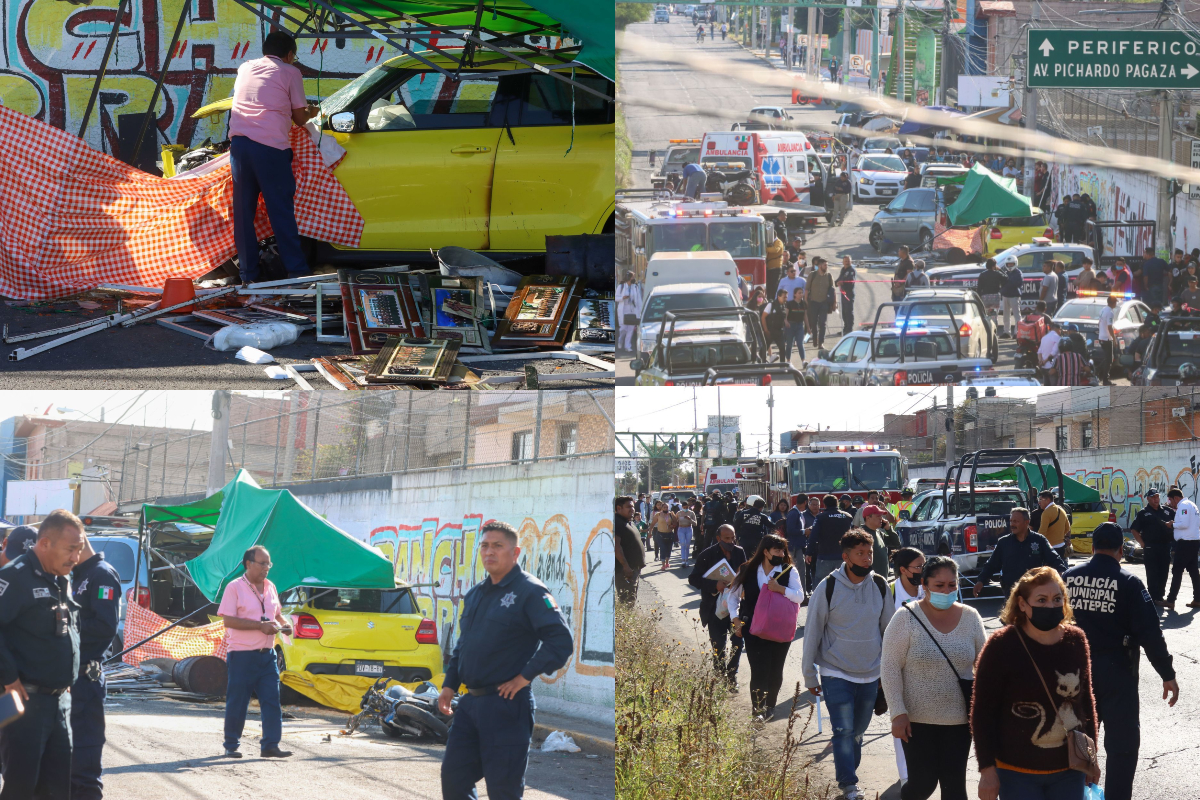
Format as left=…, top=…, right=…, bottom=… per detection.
left=616, top=458, right=638, bottom=474
left=1027, top=29, right=1200, bottom=89
left=1190, top=141, right=1200, bottom=199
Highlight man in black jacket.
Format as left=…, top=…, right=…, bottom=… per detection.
left=973, top=507, right=1067, bottom=597
left=806, top=494, right=853, bottom=585
left=976, top=257, right=1005, bottom=325
left=1064, top=523, right=1178, bottom=800
left=615, top=496, right=646, bottom=605
left=734, top=496, right=771, bottom=556
left=1131, top=488, right=1175, bottom=605
left=702, top=490, right=728, bottom=553
left=689, top=525, right=747, bottom=688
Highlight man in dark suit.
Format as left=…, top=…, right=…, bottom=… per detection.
left=689, top=525, right=747, bottom=689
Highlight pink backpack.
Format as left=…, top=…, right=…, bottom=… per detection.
left=749, top=567, right=800, bottom=642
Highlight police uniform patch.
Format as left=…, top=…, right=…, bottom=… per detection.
left=1142, top=587, right=1153, bottom=604
left=98, top=586, right=115, bottom=600
left=77, top=579, right=89, bottom=594
left=543, top=594, right=558, bottom=611
left=500, top=592, right=517, bottom=608
left=32, top=587, right=50, bottom=599
left=0, top=579, right=7, bottom=596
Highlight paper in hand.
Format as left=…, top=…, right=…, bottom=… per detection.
left=703, top=558, right=736, bottom=583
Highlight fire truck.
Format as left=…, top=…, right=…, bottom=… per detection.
left=615, top=195, right=771, bottom=286
left=737, top=443, right=908, bottom=509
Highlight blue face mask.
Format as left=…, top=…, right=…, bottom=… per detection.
left=928, top=590, right=957, bottom=610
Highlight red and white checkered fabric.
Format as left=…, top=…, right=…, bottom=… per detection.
left=122, top=589, right=228, bottom=667
left=0, top=105, right=363, bottom=300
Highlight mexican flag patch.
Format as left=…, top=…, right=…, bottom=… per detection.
left=543, top=593, right=558, bottom=611
left=98, top=586, right=115, bottom=600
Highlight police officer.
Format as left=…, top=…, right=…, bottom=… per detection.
left=0, top=510, right=85, bottom=799
left=1064, top=522, right=1179, bottom=800
left=733, top=496, right=771, bottom=557
left=973, top=507, right=1067, bottom=598
left=438, top=521, right=573, bottom=800
left=702, top=490, right=728, bottom=553
left=1131, top=488, right=1175, bottom=606
left=0, top=526, right=37, bottom=569
left=70, top=533, right=122, bottom=799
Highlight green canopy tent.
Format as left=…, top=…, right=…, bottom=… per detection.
left=978, top=463, right=1101, bottom=505
left=140, top=470, right=396, bottom=603
left=945, top=163, right=1034, bottom=226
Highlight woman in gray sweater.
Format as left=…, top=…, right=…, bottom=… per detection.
left=880, top=556, right=987, bottom=800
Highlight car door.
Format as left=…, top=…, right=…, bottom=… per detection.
left=490, top=72, right=615, bottom=251
left=821, top=335, right=857, bottom=383
left=846, top=336, right=871, bottom=383
left=880, top=191, right=912, bottom=238
left=333, top=69, right=502, bottom=251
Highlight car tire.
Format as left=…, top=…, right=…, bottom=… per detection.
left=869, top=225, right=887, bottom=253
left=918, top=228, right=934, bottom=253
left=276, top=648, right=305, bottom=705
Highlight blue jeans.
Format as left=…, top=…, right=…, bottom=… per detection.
left=821, top=676, right=879, bottom=789
left=230, top=135, right=310, bottom=283
left=678, top=527, right=693, bottom=563
left=224, top=649, right=283, bottom=752
left=783, top=321, right=806, bottom=363
left=996, top=767, right=1085, bottom=800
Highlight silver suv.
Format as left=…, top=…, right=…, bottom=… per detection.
left=870, top=188, right=939, bottom=252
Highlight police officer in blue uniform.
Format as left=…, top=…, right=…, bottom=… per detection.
left=438, top=521, right=573, bottom=800
left=733, top=496, right=772, bottom=558
left=972, top=506, right=1067, bottom=598
left=0, top=510, right=86, bottom=800
left=69, top=533, right=122, bottom=799
left=1064, top=522, right=1179, bottom=800
left=1131, top=488, right=1175, bottom=605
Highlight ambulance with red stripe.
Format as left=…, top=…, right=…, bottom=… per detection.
left=699, top=130, right=827, bottom=205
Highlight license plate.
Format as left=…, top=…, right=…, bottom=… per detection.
left=354, top=660, right=385, bottom=677
left=879, top=189, right=896, bottom=195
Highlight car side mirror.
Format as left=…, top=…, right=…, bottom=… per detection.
left=1119, top=354, right=1135, bottom=368
left=899, top=510, right=911, bottom=521
left=330, top=112, right=355, bottom=133
left=817, top=348, right=830, bottom=361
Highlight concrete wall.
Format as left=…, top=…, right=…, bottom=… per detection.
left=291, top=455, right=614, bottom=724
left=908, top=442, right=1200, bottom=528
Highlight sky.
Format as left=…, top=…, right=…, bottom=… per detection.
left=0, top=391, right=288, bottom=433
left=617, top=386, right=1053, bottom=457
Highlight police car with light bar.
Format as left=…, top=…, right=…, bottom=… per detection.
left=926, top=238, right=1094, bottom=309
left=1052, top=292, right=1150, bottom=354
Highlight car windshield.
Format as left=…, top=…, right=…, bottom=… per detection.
left=91, top=540, right=135, bottom=581
left=709, top=221, right=762, bottom=258
left=669, top=343, right=749, bottom=369
left=1056, top=301, right=1105, bottom=320
left=859, top=156, right=906, bottom=172
left=995, top=214, right=1047, bottom=227
left=311, top=588, right=416, bottom=614
left=788, top=457, right=850, bottom=493
left=643, top=292, right=737, bottom=322
left=873, top=332, right=957, bottom=358
left=648, top=222, right=708, bottom=253
left=895, top=302, right=968, bottom=318
left=947, top=492, right=1024, bottom=515
left=321, top=64, right=401, bottom=116
left=1160, top=331, right=1200, bottom=369
left=667, top=148, right=699, bottom=165
left=849, top=456, right=902, bottom=491
left=864, top=138, right=899, bottom=149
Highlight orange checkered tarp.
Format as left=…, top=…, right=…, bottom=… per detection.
left=0, top=105, right=363, bottom=300
left=122, top=590, right=228, bottom=667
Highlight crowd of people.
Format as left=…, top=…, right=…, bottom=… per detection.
left=612, top=483, right=1200, bottom=800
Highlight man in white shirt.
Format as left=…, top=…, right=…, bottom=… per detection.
left=1166, top=487, right=1200, bottom=608
left=1097, top=295, right=1117, bottom=386
left=1037, top=319, right=1063, bottom=371
left=1039, top=261, right=1060, bottom=314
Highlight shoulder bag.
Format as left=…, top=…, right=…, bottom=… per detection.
left=748, top=566, right=800, bottom=643
left=902, top=601, right=973, bottom=706
left=1015, top=630, right=1100, bottom=781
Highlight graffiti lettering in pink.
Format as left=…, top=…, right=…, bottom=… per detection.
left=365, top=514, right=614, bottom=681
left=1069, top=460, right=1200, bottom=527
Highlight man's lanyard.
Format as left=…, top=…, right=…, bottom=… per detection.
left=244, top=575, right=267, bottom=617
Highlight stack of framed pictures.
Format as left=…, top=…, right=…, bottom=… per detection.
left=491, top=275, right=582, bottom=350
left=338, top=270, right=425, bottom=354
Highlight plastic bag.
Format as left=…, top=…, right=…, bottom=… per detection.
left=541, top=731, right=581, bottom=753
left=235, top=346, right=274, bottom=364
left=208, top=322, right=299, bottom=352
left=1084, top=784, right=1105, bottom=800
left=714, top=588, right=730, bottom=620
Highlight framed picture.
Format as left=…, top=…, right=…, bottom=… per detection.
left=573, top=291, right=616, bottom=345
left=339, top=270, right=425, bottom=354
left=492, top=275, right=581, bottom=349
left=422, top=276, right=490, bottom=351
left=366, top=337, right=461, bottom=385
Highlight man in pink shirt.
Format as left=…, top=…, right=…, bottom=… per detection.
left=229, top=31, right=320, bottom=284
left=218, top=544, right=293, bottom=758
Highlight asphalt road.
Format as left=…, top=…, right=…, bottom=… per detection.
left=615, top=21, right=1130, bottom=388
left=634, top=550, right=1200, bottom=800
left=101, top=695, right=613, bottom=799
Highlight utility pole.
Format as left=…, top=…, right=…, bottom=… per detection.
left=282, top=391, right=299, bottom=483
left=807, top=6, right=818, bottom=76
left=785, top=6, right=793, bottom=70
left=717, top=387, right=725, bottom=463
left=1157, top=90, right=1174, bottom=256
left=842, top=4, right=851, bottom=86
left=895, top=3, right=905, bottom=101
left=945, top=385, right=956, bottom=471
left=1022, top=0, right=1040, bottom=195
left=939, top=0, right=952, bottom=106
left=207, top=390, right=231, bottom=497
left=871, top=4, right=880, bottom=94
left=768, top=385, right=775, bottom=455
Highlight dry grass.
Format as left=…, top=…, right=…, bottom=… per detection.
left=616, top=604, right=837, bottom=800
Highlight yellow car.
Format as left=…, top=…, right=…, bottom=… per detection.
left=985, top=209, right=1054, bottom=254
left=321, top=49, right=614, bottom=259
left=1066, top=501, right=1115, bottom=556
left=275, top=586, right=442, bottom=690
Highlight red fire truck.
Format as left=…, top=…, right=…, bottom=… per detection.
left=737, top=443, right=908, bottom=509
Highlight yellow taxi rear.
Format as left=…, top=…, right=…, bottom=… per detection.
left=1068, top=503, right=1115, bottom=555
left=985, top=210, right=1053, bottom=254
left=277, top=587, right=442, bottom=683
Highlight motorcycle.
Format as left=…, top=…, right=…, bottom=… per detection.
left=704, top=168, right=758, bottom=205
left=344, top=677, right=455, bottom=742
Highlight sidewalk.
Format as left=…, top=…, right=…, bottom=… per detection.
left=533, top=710, right=615, bottom=757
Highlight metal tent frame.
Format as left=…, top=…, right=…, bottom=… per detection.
left=79, top=0, right=612, bottom=154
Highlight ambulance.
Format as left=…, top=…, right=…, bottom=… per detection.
left=699, top=130, right=830, bottom=205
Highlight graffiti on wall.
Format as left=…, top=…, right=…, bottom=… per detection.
left=1067, top=455, right=1200, bottom=527
left=1, top=0, right=377, bottom=154
left=366, top=513, right=615, bottom=682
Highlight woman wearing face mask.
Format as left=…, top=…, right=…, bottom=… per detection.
left=972, top=567, right=1099, bottom=800
left=726, top=534, right=803, bottom=722
left=881, top=556, right=986, bottom=800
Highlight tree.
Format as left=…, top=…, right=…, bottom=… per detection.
left=616, top=3, right=650, bottom=29
left=638, top=443, right=686, bottom=494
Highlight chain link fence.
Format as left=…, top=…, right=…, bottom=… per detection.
left=1038, top=88, right=1200, bottom=166
left=114, top=390, right=614, bottom=507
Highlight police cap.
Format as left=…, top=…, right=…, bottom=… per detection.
left=4, top=526, right=37, bottom=560
left=1092, top=522, right=1125, bottom=550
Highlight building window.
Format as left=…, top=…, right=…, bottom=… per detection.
left=1055, top=425, right=1069, bottom=451
left=557, top=423, right=578, bottom=456
left=1082, top=422, right=1093, bottom=449
left=1009, top=436, right=1016, bottom=448
left=511, top=430, right=534, bottom=461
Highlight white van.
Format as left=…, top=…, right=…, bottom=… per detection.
left=699, top=130, right=819, bottom=204
left=643, top=251, right=742, bottom=300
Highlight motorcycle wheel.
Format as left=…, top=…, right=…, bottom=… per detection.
left=727, top=184, right=756, bottom=205
left=392, top=704, right=451, bottom=742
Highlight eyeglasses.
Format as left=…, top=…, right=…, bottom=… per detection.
left=253, top=560, right=272, bottom=568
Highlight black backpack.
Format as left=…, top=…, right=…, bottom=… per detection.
left=825, top=571, right=888, bottom=605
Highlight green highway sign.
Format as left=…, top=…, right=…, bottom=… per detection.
left=1027, top=29, right=1200, bottom=89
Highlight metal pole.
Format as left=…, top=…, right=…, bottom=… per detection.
left=282, top=393, right=299, bottom=483
left=206, top=390, right=230, bottom=496
left=768, top=384, right=775, bottom=455
left=78, top=0, right=133, bottom=140
left=718, top=387, right=725, bottom=463
left=939, top=0, right=951, bottom=106
left=945, top=385, right=956, bottom=471
left=272, top=403, right=282, bottom=486
left=310, top=393, right=324, bottom=481
left=1022, top=0, right=1040, bottom=195
left=896, top=2, right=905, bottom=101
left=461, top=391, right=472, bottom=466
left=1157, top=91, right=1174, bottom=256
left=403, top=393, right=413, bottom=471
left=871, top=6, right=880, bottom=94
left=131, top=0, right=190, bottom=167
left=842, top=4, right=850, bottom=86
left=532, top=392, right=543, bottom=463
